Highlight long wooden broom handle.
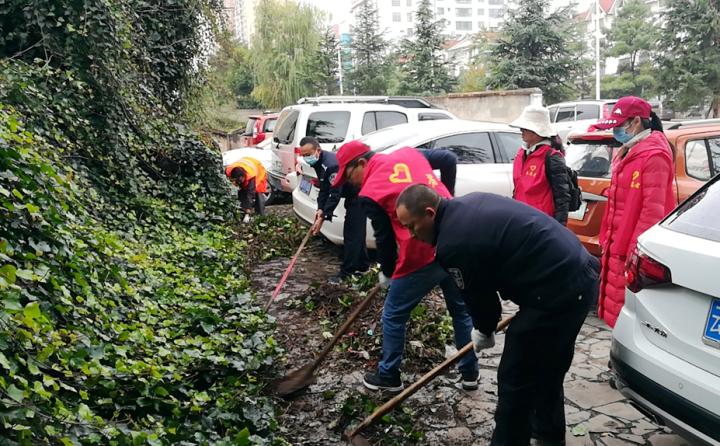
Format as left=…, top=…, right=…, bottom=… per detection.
left=264, top=227, right=313, bottom=311
left=308, top=284, right=382, bottom=374
left=348, top=314, right=514, bottom=437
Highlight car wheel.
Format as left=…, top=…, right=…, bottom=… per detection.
left=263, top=188, right=277, bottom=206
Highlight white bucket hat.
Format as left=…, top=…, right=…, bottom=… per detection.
left=510, top=105, right=556, bottom=138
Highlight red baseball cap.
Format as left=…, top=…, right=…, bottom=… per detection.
left=332, top=140, right=371, bottom=187
left=593, top=96, right=652, bottom=130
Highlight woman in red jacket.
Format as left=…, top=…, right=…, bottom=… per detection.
left=510, top=105, right=571, bottom=225
left=592, top=97, right=675, bottom=327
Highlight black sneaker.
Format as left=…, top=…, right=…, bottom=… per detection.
left=461, top=369, right=479, bottom=391
left=362, top=372, right=404, bottom=392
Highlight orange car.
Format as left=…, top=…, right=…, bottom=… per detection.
left=566, top=119, right=720, bottom=256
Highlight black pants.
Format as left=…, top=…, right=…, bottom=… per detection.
left=340, top=198, right=369, bottom=276
left=491, top=279, right=597, bottom=446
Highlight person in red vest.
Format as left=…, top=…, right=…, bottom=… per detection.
left=592, top=96, right=675, bottom=327
left=510, top=105, right=571, bottom=225
left=332, top=141, right=479, bottom=392
left=225, top=157, right=268, bottom=222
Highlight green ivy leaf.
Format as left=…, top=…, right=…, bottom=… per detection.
left=0, top=264, right=16, bottom=284
left=6, top=384, right=24, bottom=403
left=0, top=352, right=11, bottom=370
left=16, top=269, right=33, bottom=281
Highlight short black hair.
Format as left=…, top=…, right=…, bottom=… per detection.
left=299, top=136, right=320, bottom=148
left=229, top=167, right=246, bottom=180
left=396, top=184, right=441, bottom=216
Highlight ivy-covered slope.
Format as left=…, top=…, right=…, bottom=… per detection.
left=0, top=2, right=283, bottom=445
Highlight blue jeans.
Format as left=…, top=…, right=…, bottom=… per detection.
left=378, top=262, right=479, bottom=378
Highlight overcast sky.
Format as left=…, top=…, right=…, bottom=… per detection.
left=301, top=0, right=594, bottom=24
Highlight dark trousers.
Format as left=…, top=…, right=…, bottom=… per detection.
left=490, top=279, right=596, bottom=446
left=254, top=193, right=265, bottom=216
left=340, top=198, right=369, bottom=276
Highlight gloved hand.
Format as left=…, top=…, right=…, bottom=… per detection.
left=378, top=271, right=392, bottom=290
left=242, top=214, right=251, bottom=224
left=471, top=329, right=495, bottom=353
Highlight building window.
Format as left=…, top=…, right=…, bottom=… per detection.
left=489, top=8, right=503, bottom=18
left=456, top=0, right=471, bottom=3
left=437, top=7, right=444, bottom=15
left=406, top=0, right=412, bottom=6
left=393, top=12, right=401, bottom=22
left=477, top=8, right=485, bottom=14
left=456, top=21, right=472, bottom=31
left=488, top=0, right=503, bottom=5
left=392, top=0, right=400, bottom=6
left=456, top=7, right=472, bottom=17
left=407, top=12, right=413, bottom=22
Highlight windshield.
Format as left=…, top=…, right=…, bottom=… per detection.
left=359, top=125, right=421, bottom=152
left=245, top=118, right=257, bottom=134
left=663, top=174, right=720, bottom=242
left=565, top=140, right=619, bottom=178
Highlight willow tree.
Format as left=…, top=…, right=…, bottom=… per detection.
left=250, top=0, right=323, bottom=108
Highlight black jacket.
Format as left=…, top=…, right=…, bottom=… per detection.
left=238, top=178, right=257, bottom=210
left=433, top=192, right=599, bottom=334
left=362, top=148, right=458, bottom=277
left=313, top=150, right=342, bottom=221
left=545, top=150, right=570, bottom=225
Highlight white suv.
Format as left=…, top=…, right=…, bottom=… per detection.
left=268, top=97, right=455, bottom=196
left=548, top=100, right=618, bottom=142
left=610, top=174, right=720, bottom=445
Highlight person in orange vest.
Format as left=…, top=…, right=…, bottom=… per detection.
left=510, top=105, right=571, bottom=226
left=225, top=157, right=268, bottom=222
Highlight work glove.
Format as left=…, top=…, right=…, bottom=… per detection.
left=378, top=271, right=392, bottom=290
left=471, top=329, right=495, bottom=353
left=242, top=214, right=251, bottom=224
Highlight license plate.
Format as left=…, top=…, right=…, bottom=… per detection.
left=702, top=298, right=720, bottom=349
left=299, top=178, right=312, bottom=195
left=568, top=201, right=588, bottom=221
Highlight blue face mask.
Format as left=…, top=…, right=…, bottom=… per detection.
left=303, top=154, right=319, bottom=166
left=613, top=125, right=633, bottom=144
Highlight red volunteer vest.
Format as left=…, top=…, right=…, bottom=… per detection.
left=359, top=148, right=451, bottom=278
left=512, top=145, right=555, bottom=217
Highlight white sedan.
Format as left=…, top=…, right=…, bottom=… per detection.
left=611, top=174, right=720, bottom=445
left=291, top=120, right=522, bottom=248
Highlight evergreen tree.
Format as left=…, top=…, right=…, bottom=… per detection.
left=399, top=0, right=454, bottom=94
left=349, top=0, right=390, bottom=95
left=659, top=0, right=720, bottom=117
left=309, top=27, right=340, bottom=96
left=601, top=0, right=660, bottom=98
left=485, top=0, right=579, bottom=103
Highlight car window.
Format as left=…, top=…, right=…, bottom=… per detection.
left=245, top=117, right=257, bottom=134
left=495, top=132, right=522, bottom=162
left=555, top=106, right=576, bottom=123
left=359, top=125, right=420, bottom=151
left=685, top=139, right=711, bottom=181
left=306, top=111, right=351, bottom=144
left=263, top=118, right=277, bottom=133
left=376, top=111, right=408, bottom=129
left=708, top=137, right=720, bottom=176
left=548, top=106, right=558, bottom=123
left=361, top=112, right=377, bottom=135
left=664, top=175, right=720, bottom=242
left=432, top=132, right=493, bottom=164
left=419, top=113, right=451, bottom=121
left=565, top=141, right=617, bottom=178
left=576, top=104, right=599, bottom=120
left=273, top=110, right=299, bottom=144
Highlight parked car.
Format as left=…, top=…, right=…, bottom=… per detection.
left=548, top=100, right=618, bottom=142
left=566, top=119, right=720, bottom=256
left=291, top=120, right=522, bottom=247
left=269, top=96, right=456, bottom=197
left=242, top=112, right=278, bottom=147
left=610, top=173, right=720, bottom=445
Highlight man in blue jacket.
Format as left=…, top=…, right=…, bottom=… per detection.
left=396, top=184, right=600, bottom=446
left=298, top=136, right=369, bottom=282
